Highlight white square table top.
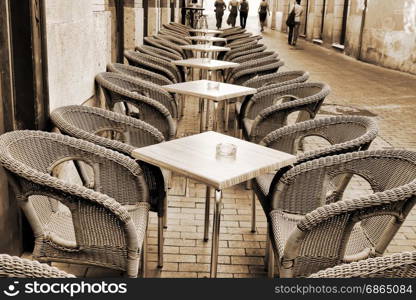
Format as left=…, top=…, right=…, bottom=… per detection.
left=131, top=131, right=296, bottom=190
left=180, top=45, right=231, bottom=52
left=185, top=36, right=227, bottom=43
left=188, top=29, right=223, bottom=34
left=162, top=80, right=256, bottom=101
left=172, top=58, right=239, bottom=71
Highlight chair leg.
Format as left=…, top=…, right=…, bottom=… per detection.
left=163, top=194, right=168, bottom=229
left=158, top=216, right=164, bottom=268
left=267, top=237, right=275, bottom=278
left=204, top=186, right=211, bottom=241
left=251, top=187, right=256, bottom=233
left=224, top=100, right=230, bottom=132
left=141, top=231, right=148, bottom=278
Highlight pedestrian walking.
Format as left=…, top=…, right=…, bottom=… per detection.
left=258, top=0, right=270, bottom=32
left=227, top=0, right=239, bottom=28
left=287, top=0, right=304, bottom=46
left=214, top=0, right=227, bottom=29
left=239, top=0, right=249, bottom=29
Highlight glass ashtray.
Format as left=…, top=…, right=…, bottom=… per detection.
left=207, top=81, right=220, bottom=90
left=216, top=143, right=237, bottom=159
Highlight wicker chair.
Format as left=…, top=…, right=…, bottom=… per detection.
left=218, top=28, right=246, bottom=38
left=145, top=36, right=190, bottom=59
left=97, top=72, right=177, bottom=119
left=228, top=60, right=285, bottom=85
left=135, top=45, right=183, bottom=62
left=156, top=34, right=191, bottom=46
left=228, top=35, right=263, bottom=48
left=252, top=116, right=379, bottom=234
left=51, top=105, right=168, bottom=268
left=0, top=254, right=75, bottom=278
left=231, top=51, right=278, bottom=64
left=226, top=32, right=253, bottom=43
left=124, top=50, right=178, bottom=83
left=267, top=149, right=416, bottom=277
left=0, top=131, right=152, bottom=278
left=242, top=82, right=331, bottom=143
left=144, top=37, right=185, bottom=58
left=225, top=53, right=279, bottom=81
left=309, top=251, right=416, bottom=278
left=95, top=72, right=177, bottom=140
left=236, top=71, right=310, bottom=128
left=223, top=44, right=266, bottom=61
left=163, top=23, right=190, bottom=35
left=159, top=29, right=192, bottom=45
left=107, top=63, right=174, bottom=86
left=124, top=51, right=183, bottom=83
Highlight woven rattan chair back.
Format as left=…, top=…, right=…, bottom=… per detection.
left=0, top=254, right=75, bottom=278
left=0, top=130, right=150, bottom=277
left=124, top=50, right=183, bottom=83
left=107, top=63, right=174, bottom=86
left=95, top=72, right=177, bottom=140
left=245, top=82, right=331, bottom=143
left=272, top=150, right=416, bottom=277
left=135, top=45, right=183, bottom=61
left=51, top=105, right=167, bottom=214
left=309, top=251, right=416, bottom=278
left=244, top=70, right=310, bottom=89
left=261, top=116, right=379, bottom=163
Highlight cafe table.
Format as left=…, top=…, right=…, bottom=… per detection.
left=180, top=44, right=230, bottom=60
left=172, top=58, right=239, bottom=81
left=185, top=36, right=227, bottom=44
left=162, top=80, right=256, bottom=132
left=131, top=131, right=296, bottom=277
left=188, top=28, right=223, bottom=36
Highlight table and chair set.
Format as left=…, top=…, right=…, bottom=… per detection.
left=0, top=21, right=415, bottom=279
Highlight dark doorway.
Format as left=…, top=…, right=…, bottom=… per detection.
left=340, top=0, right=349, bottom=45
left=144, top=0, right=149, bottom=37
left=320, top=0, right=327, bottom=39
left=171, top=0, right=175, bottom=22
left=0, top=0, right=50, bottom=254
left=302, top=0, right=310, bottom=36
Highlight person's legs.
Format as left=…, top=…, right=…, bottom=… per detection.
left=288, top=25, right=294, bottom=45
left=240, top=12, right=245, bottom=28
left=244, top=12, right=248, bottom=28
left=216, top=12, right=223, bottom=29
left=293, top=22, right=300, bottom=45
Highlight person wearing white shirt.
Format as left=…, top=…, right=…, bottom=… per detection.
left=288, top=0, right=304, bottom=46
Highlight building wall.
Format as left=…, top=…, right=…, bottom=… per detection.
left=360, top=0, right=416, bottom=75
left=45, top=0, right=112, bottom=111
left=275, top=0, right=416, bottom=75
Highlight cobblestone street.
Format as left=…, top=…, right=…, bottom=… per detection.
left=39, top=19, right=416, bottom=278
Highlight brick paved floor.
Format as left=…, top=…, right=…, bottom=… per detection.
left=27, top=17, right=416, bottom=278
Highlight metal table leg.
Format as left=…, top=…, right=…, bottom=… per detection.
left=212, top=101, right=219, bottom=132
left=199, top=98, right=205, bottom=133
left=210, top=189, right=223, bottom=278
left=204, top=186, right=211, bottom=241
left=205, top=100, right=210, bottom=131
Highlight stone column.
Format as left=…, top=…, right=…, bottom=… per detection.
left=148, top=0, right=160, bottom=36
left=160, top=0, right=171, bottom=26
left=124, top=0, right=144, bottom=47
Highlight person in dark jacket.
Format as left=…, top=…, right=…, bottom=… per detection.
left=215, top=0, right=227, bottom=29
left=239, top=0, right=249, bottom=29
